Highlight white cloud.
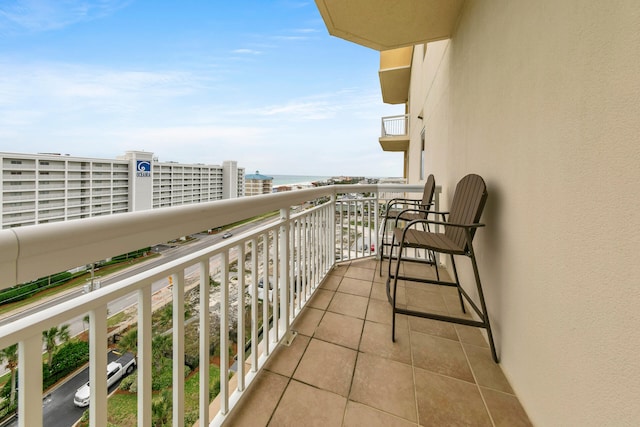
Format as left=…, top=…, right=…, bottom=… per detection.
left=291, top=28, right=319, bottom=34
left=0, top=0, right=131, bottom=33
left=0, top=61, right=198, bottom=120
left=232, top=49, right=262, bottom=55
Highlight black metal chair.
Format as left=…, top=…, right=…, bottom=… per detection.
left=379, top=174, right=436, bottom=276
left=386, top=174, right=499, bottom=363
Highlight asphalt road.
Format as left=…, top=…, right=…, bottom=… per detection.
left=3, top=352, right=121, bottom=427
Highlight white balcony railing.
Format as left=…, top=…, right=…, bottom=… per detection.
left=0, top=183, right=425, bottom=427
left=380, top=114, right=408, bottom=137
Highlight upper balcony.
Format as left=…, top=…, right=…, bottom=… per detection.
left=315, top=0, right=465, bottom=51
left=379, top=47, right=413, bottom=105
left=0, top=184, right=530, bottom=426
left=379, top=115, right=409, bottom=152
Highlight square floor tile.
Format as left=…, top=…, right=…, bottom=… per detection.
left=222, top=370, right=288, bottom=427
left=314, top=311, right=364, bottom=350
left=414, top=367, right=492, bottom=427
left=405, top=286, right=448, bottom=313
left=264, top=334, right=310, bottom=377
left=455, top=324, right=490, bottom=348
left=408, top=316, right=458, bottom=341
left=464, top=343, right=513, bottom=393
left=411, top=330, right=475, bottom=383
left=327, top=292, right=369, bottom=319
left=320, top=273, right=342, bottom=291
left=343, top=401, right=418, bottom=427
left=350, top=352, right=417, bottom=423
left=291, top=307, right=324, bottom=337
left=481, top=387, right=533, bottom=427
left=344, top=266, right=375, bottom=281
left=293, top=338, right=357, bottom=397
left=307, top=288, right=334, bottom=310
left=338, top=276, right=373, bottom=297
left=359, top=320, right=411, bottom=365
left=352, top=258, right=377, bottom=270
left=331, top=263, right=349, bottom=275
left=365, top=297, right=393, bottom=325
left=269, top=379, right=347, bottom=427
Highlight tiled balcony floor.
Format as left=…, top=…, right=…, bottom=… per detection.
left=222, top=258, right=532, bottom=427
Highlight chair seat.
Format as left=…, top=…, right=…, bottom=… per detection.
left=393, top=228, right=466, bottom=255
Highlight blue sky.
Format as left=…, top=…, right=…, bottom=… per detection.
left=0, top=0, right=404, bottom=176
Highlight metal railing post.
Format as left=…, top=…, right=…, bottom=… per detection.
left=173, top=272, right=185, bottom=427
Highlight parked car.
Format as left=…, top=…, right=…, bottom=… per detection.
left=74, top=352, right=136, bottom=407
left=246, top=278, right=273, bottom=302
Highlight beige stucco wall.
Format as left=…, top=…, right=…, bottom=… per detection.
left=407, top=1, right=640, bottom=425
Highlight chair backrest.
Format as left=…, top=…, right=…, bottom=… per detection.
left=445, top=174, right=488, bottom=251
left=420, top=174, right=436, bottom=209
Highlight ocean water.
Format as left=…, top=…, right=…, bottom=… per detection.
left=270, top=174, right=332, bottom=186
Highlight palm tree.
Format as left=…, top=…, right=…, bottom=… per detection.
left=0, top=344, right=18, bottom=405
left=156, top=305, right=173, bottom=332
left=118, top=328, right=138, bottom=355
left=152, top=334, right=172, bottom=370
left=152, top=389, right=172, bottom=426
left=42, top=324, right=71, bottom=366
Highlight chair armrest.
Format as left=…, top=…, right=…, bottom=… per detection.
left=404, top=218, right=485, bottom=229
left=392, top=206, right=434, bottom=227
left=386, top=197, right=421, bottom=210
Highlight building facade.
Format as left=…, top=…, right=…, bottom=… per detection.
left=0, top=151, right=244, bottom=229
left=244, top=171, right=273, bottom=196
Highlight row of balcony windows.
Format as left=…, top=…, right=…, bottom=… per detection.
left=2, top=205, right=129, bottom=224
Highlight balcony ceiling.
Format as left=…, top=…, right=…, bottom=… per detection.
left=315, top=0, right=465, bottom=51
left=379, top=136, right=409, bottom=152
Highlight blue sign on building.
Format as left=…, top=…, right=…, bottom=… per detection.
left=136, top=160, right=151, bottom=177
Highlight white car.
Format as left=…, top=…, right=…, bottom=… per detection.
left=74, top=353, right=136, bottom=407
left=246, top=278, right=273, bottom=302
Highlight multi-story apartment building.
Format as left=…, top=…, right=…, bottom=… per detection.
left=0, top=150, right=244, bottom=229
left=244, top=171, right=273, bottom=196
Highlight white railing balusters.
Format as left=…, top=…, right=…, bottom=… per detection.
left=272, top=230, right=279, bottom=343
left=219, top=252, right=229, bottom=415
left=138, top=285, right=153, bottom=427
left=260, top=235, right=269, bottom=357
left=250, top=237, right=259, bottom=373
left=236, top=244, right=245, bottom=392
left=199, top=258, right=211, bottom=426
left=89, top=304, right=108, bottom=427
left=173, top=271, right=185, bottom=427
left=279, top=208, right=290, bottom=337
left=18, top=335, right=42, bottom=427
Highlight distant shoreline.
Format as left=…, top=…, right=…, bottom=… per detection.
left=270, top=174, right=332, bottom=186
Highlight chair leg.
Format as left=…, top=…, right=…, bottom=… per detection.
left=387, top=229, right=398, bottom=279
left=449, top=254, right=467, bottom=314
left=379, top=214, right=390, bottom=276
left=391, top=240, right=404, bottom=343
left=468, top=248, right=499, bottom=363
left=432, top=250, right=440, bottom=281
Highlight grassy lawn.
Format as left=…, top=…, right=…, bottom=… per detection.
left=105, top=392, right=138, bottom=427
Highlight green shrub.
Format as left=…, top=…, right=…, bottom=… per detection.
left=119, top=373, right=136, bottom=392
left=44, top=341, right=89, bottom=389
left=0, top=272, right=74, bottom=304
